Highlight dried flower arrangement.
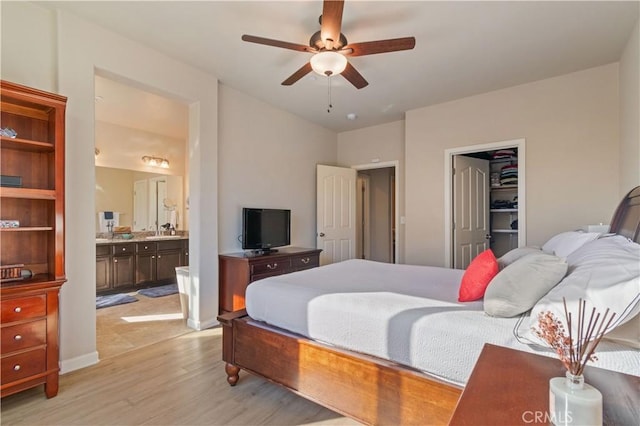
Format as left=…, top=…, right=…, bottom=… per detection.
left=533, top=298, right=616, bottom=376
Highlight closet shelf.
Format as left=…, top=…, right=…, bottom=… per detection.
left=492, top=229, right=518, bottom=234
left=490, top=185, right=518, bottom=191
left=490, top=208, right=518, bottom=213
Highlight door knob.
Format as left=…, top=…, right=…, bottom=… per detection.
left=319, top=232, right=325, bottom=237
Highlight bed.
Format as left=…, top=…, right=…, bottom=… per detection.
left=217, top=187, right=640, bottom=425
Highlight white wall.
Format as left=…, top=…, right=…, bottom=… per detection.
left=218, top=85, right=337, bottom=253
left=619, top=19, right=640, bottom=196
left=404, top=64, right=620, bottom=267
left=95, top=121, right=186, bottom=177
left=0, top=2, right=57, bottom=91
left=337, top=120, right=405, bottom=262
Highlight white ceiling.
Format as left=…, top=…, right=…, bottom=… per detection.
left=41, top=1, right=638, bottom=133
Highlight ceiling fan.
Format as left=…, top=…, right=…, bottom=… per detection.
left=241, top=0, right=416, bottom=89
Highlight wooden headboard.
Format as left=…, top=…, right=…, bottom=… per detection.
left=610, top=186, right=640, bottom=243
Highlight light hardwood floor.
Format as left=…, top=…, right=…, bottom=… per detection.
left=96, top=292, right=192, bottom=359
left=1, top=326, right=360, bottom=425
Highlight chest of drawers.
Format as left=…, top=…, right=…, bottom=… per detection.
left=218, top=247, right=321, bottom=314
left=1, top=282, right=63, bottom=398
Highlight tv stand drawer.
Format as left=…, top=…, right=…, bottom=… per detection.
left=291, top=254, right=320, bottom=271
left=251, top=259, right=290, bottom=276
left=218, top=247, right=322, bottom=314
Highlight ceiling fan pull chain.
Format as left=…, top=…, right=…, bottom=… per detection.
left=327, top=74, right=333, bottom=113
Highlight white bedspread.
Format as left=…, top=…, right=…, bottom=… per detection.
left=246, top=259, right=639, bottom=386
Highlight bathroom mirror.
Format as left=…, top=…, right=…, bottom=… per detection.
left=95, top=166, right=185, bottom=232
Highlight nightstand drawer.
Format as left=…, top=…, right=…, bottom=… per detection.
left=1, top=320, right=46, bottom=352
left=291, top=254, right=319, bottom=270
left=1, top=348, right=46, bottom=384
left=251, top=259, right=290, bottom=276
left=1, top=295, right=46, bottom=323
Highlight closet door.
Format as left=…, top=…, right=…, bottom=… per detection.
left=453, top=155, right=490, bottom=269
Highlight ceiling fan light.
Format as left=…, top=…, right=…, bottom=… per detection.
left=310, top=51, right=347, bottom=76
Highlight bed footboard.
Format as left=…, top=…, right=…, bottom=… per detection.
left=217, top=310, right=462, bottom=425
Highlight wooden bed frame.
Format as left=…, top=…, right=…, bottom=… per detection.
left=218, top=186, right=640, bottom=425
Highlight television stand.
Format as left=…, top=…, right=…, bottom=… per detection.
left=218, top=247, right=322, bottom=314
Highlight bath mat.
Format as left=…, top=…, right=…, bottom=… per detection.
left=138, top=283, right=178, bottom=298
left=96, top=293, right=138, bottom=309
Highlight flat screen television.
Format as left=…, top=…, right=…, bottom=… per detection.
left=242, top=208, right=291, bottom=252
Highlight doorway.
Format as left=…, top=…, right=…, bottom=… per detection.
left=94, top=73, right=191, bottom=359
left=356, top=167, right=396, bottom=263
left=316, top=161, right=400, bottom=266
left=444, top=139, right=526, bottom=268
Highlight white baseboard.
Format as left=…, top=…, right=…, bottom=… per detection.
left=188, top=316, right=219, bottom=330
left=60, top=351, right=99, bottom=374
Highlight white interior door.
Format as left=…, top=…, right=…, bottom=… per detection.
left=453, top=155, right=490, bottom=269
left=317, top=165, right=357, bottom=266
left=133, top=180, right=148, bottom=231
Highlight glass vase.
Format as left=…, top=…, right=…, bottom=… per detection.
left=549, top=371, right=602, bottom=426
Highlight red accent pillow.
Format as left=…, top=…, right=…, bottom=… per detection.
left=458, top=249, right=499, bottom=302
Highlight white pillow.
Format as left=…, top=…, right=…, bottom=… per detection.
left=484, top=252, right=568, bottom=318
left=527, top=235, right=640, bottom=344
left=497, top=247, right=541, bottom=270
left=541, top=231, right=601, bottom=258
left=604, top=313, right=639, bottom=349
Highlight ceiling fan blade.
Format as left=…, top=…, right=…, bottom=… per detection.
left=341, top=62, right=368, bottom=89
left=344, top=37, right=416, bottom=57
left=320, top=0, right=344, bottom=49
left=242, top=34, right=313, bottom=53
left=282, top=62, right=313, bottom=86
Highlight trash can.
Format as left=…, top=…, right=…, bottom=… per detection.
left=175, top=266, right=190, bottom=320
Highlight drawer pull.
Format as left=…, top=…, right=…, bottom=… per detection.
left=301, top=257, right=310, bottom=264
left=266, top=263, right=278, bottom=270
left=114, top=259, right=118, bottom=263
left=14, top=307, right=22, bottom=313
left=122, top=247, right=127, bottom=251
left=144, top=245, right=148, bottom=249
left=152, top=255, right=155, bottom=259
left=14, top=334, right=22, bottom=341
left=13, top=365, right=21, bottom=371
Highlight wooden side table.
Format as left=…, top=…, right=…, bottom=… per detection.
left=449, top=343, right=639, bottom=425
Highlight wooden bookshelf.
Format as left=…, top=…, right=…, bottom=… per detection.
left=0, top=80, right=67, bottom=398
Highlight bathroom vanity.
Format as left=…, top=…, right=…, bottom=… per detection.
left=96, top=236, right=188, bottom=295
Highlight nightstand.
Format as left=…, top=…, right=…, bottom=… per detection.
left=449, top=343, right=638, bottom=425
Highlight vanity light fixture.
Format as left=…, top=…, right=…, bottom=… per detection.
left=142, top=155, right=170, bottom=168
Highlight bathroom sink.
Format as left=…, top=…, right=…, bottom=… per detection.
left=145, top=235, right=182, bottom=240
